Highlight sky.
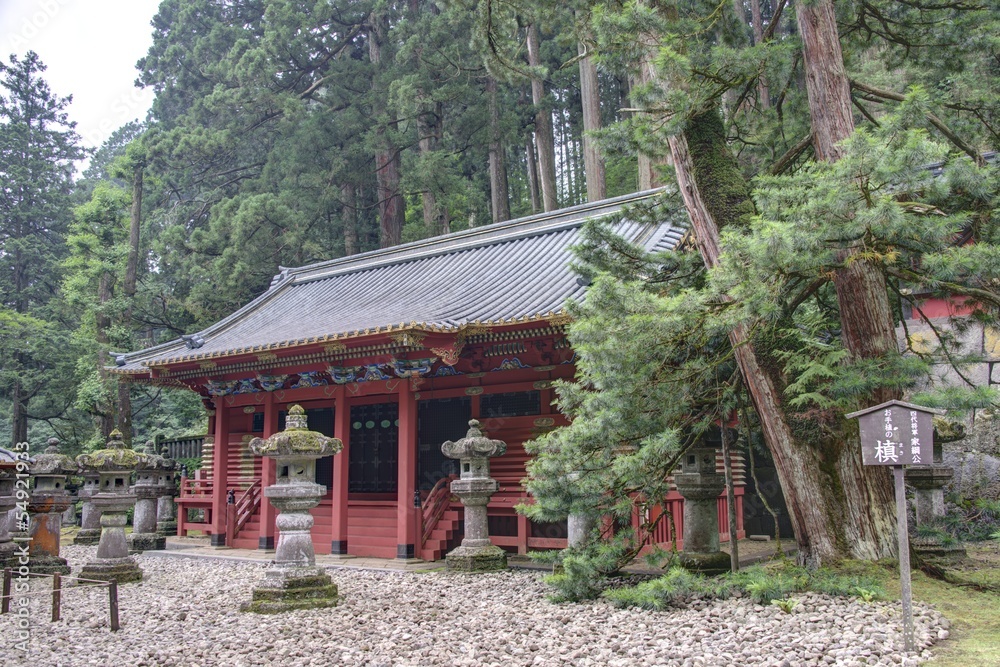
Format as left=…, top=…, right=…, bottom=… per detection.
left=0, top=0, right=163, bottom=155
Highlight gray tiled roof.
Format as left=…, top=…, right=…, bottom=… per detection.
left=113, top=189, right=682, bottom=373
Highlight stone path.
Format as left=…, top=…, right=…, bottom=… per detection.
left=0, top=544, right=948, bottom=666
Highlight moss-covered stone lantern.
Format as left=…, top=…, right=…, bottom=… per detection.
left=128, top=441, right=168, bottom=552
left=0, top=446, right=22, bottom=569
left=73, top=468, right=102, bottom=545
left=156, top=445, right=178, bottom=537
left=241, top=405, right=342, bottom=613
left=28, top=438, right=76, bottom=574
left=673, top=433, right=729, bottom=575
left=441, top=420, right=508, bottom=572
left=75, top=430, right=148, bottom=583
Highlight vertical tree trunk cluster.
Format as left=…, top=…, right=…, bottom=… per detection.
left=369, top=14, right=405, bottom=248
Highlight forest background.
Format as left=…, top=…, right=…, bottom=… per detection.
left=1, top=0, right=998, bottom=565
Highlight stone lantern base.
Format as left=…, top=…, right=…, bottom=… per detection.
left=127, top=532, right=166, bottom=552
left=446, top=544, right=508, bottom=572
left=73, top=529, right=101, bottom=545
left=79, top=556, right=144, bottom=584
left=678, top=550, right=731, bottom=575
left=26, top=553, right=71, bottom=576
left=156, top=519, right=177, bottom=537
left=241, top=566, right=339, bottom=614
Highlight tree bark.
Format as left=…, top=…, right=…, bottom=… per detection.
left=117, top=160, right=143, bottom=446
left=578, top=28, right=607, bottom=202
left=341, top=183, right=358, bottom=256
left=525, top=134, right=541, bottom=213
left=418, top=102, right=448, bottom=235
left=796, top=0, right=898, bottom=559
left=487, top=77, right=511, bottom=223
left=750, top=0, right=771, bottom=109
left=527, top=24, right=558, bottom=211
left=369, top=16, right=405, bottom=248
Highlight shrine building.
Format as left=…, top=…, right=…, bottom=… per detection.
left=111, top=189, right=745, bottom=561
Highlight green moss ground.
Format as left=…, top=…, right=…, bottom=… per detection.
left=897, top=541, right=1000, bottom=666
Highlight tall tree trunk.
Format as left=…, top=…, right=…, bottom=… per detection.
left=487, top=77, right=511, bottom=223
left=369, top=17, right=405, bottom=248
left=11, top=380, right=27, bottom=445
left=117, top=161, right=144, bottom=446
left=418, top=102, right=448, bottom=236
left=342, top=183, right=358, bottom=256
left=527, top=23, right=558, bottom=211
left=750, top=0, right=771, bottom=109
left=796, top=0, right=898, bottom=558
left=96, top=272, right=116, bottom=439
left=526, top=135, right=541, bottom=213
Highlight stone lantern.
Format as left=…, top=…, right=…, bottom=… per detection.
left=27, top=438, right=76, bottom=574
left=0, top=447, right=21, bottom=569
left=76, top=430, right=148, bottom=583
left=673, top=437, right=730, bottom=574
left=242, top=405, right=342, bottom=613
left=441, top=420, right=507, bottom=572
left=156, top=445, right=178, bottom=537
left=73, top=469, right=102, bottom=545
left=128, top=442, right=168, bottom=552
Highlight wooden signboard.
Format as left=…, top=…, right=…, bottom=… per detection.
left=848, top=401, right=937, bottom=466
left=846, top=399, right=945, bottom=654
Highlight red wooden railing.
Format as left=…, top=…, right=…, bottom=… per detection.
left=421, top=475, right=456, bottom=546
left=232, top=479, right=262, bottom=538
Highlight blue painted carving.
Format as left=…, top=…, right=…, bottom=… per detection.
left=256, top=374, right=288, bottom=392
left=204, top=380, right=237, bottom=396
left=327, top=366, right=360, bottom=385
left=491, top=357, right=530, bottom=372
left=360, top=364, right=391, bottom=382
left=561, top=352, right=579, bottom=365
left=233, top=378, right=260, bottom=394
left=434, top=365, right=461, bottom=377
left=291, top=370, right=328, bottom=388
left=391, top=357, right=435, bottom=378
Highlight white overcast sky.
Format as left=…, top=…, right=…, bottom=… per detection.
left=0, top=0, right=163, bottom=154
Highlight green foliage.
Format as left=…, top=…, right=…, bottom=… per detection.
left=541, top=530, right=641, bottom=602
left=933, top=496, right=1000, bottom=543
left=603, top=562, right=887, bottom=610
left=771, top=597, right=799, bottom=614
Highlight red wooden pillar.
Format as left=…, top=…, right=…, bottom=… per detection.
left=396, top=381, right=418, bottom=559
left=331, top=386, right=350, bottom=555
left=210, top=402, right=230, bottom=547
left=258, top=393, right=279, bottom=550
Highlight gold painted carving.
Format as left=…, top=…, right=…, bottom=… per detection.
left=323, top=343, right=348, bottom=355
left=533, top=380, right=552, bottom=390
left=465, top=387, right=484, bottom=395
left=389, top=331, right=427, bottom=348
left=199, top=361, right=217, bottom=370
left=256, top=352, right=278, bottom=363
left=243, top=406, right=257, bottom=414
left=533, top=417, right=555, bottom=427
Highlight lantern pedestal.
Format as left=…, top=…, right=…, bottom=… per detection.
left=243, top=483, right=338, bottom=613
left=128, top=485, right=166, bottom=552
left=79, top=493, right=143, bottom=584
left=442, top=420, right=508, bottom=573
left=675, top=447, right=729, bottom=575
left=74, top=473, right=102, bottom=545
left=241, top=405, right=342, bottom=613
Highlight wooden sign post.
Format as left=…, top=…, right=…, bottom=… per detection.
left=846, top=400, right=945, bottom=653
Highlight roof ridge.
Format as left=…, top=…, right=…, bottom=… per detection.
left=277, top=188, right=667, bottom=286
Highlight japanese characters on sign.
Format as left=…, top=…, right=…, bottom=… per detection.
left=848, top=400, right=939, bottom=467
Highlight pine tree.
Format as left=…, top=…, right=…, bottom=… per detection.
left=0, top=52, right=85, bottom=445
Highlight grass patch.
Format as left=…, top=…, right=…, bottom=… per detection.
left=902, top=542, right=1000, bottom=667
left=603, top=560, right=889, bottom=609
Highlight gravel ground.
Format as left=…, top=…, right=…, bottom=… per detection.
left=1, top=545, right=949, bottom=667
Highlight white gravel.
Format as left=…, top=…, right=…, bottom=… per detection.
left=0, top=545, right=949, bottom=666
